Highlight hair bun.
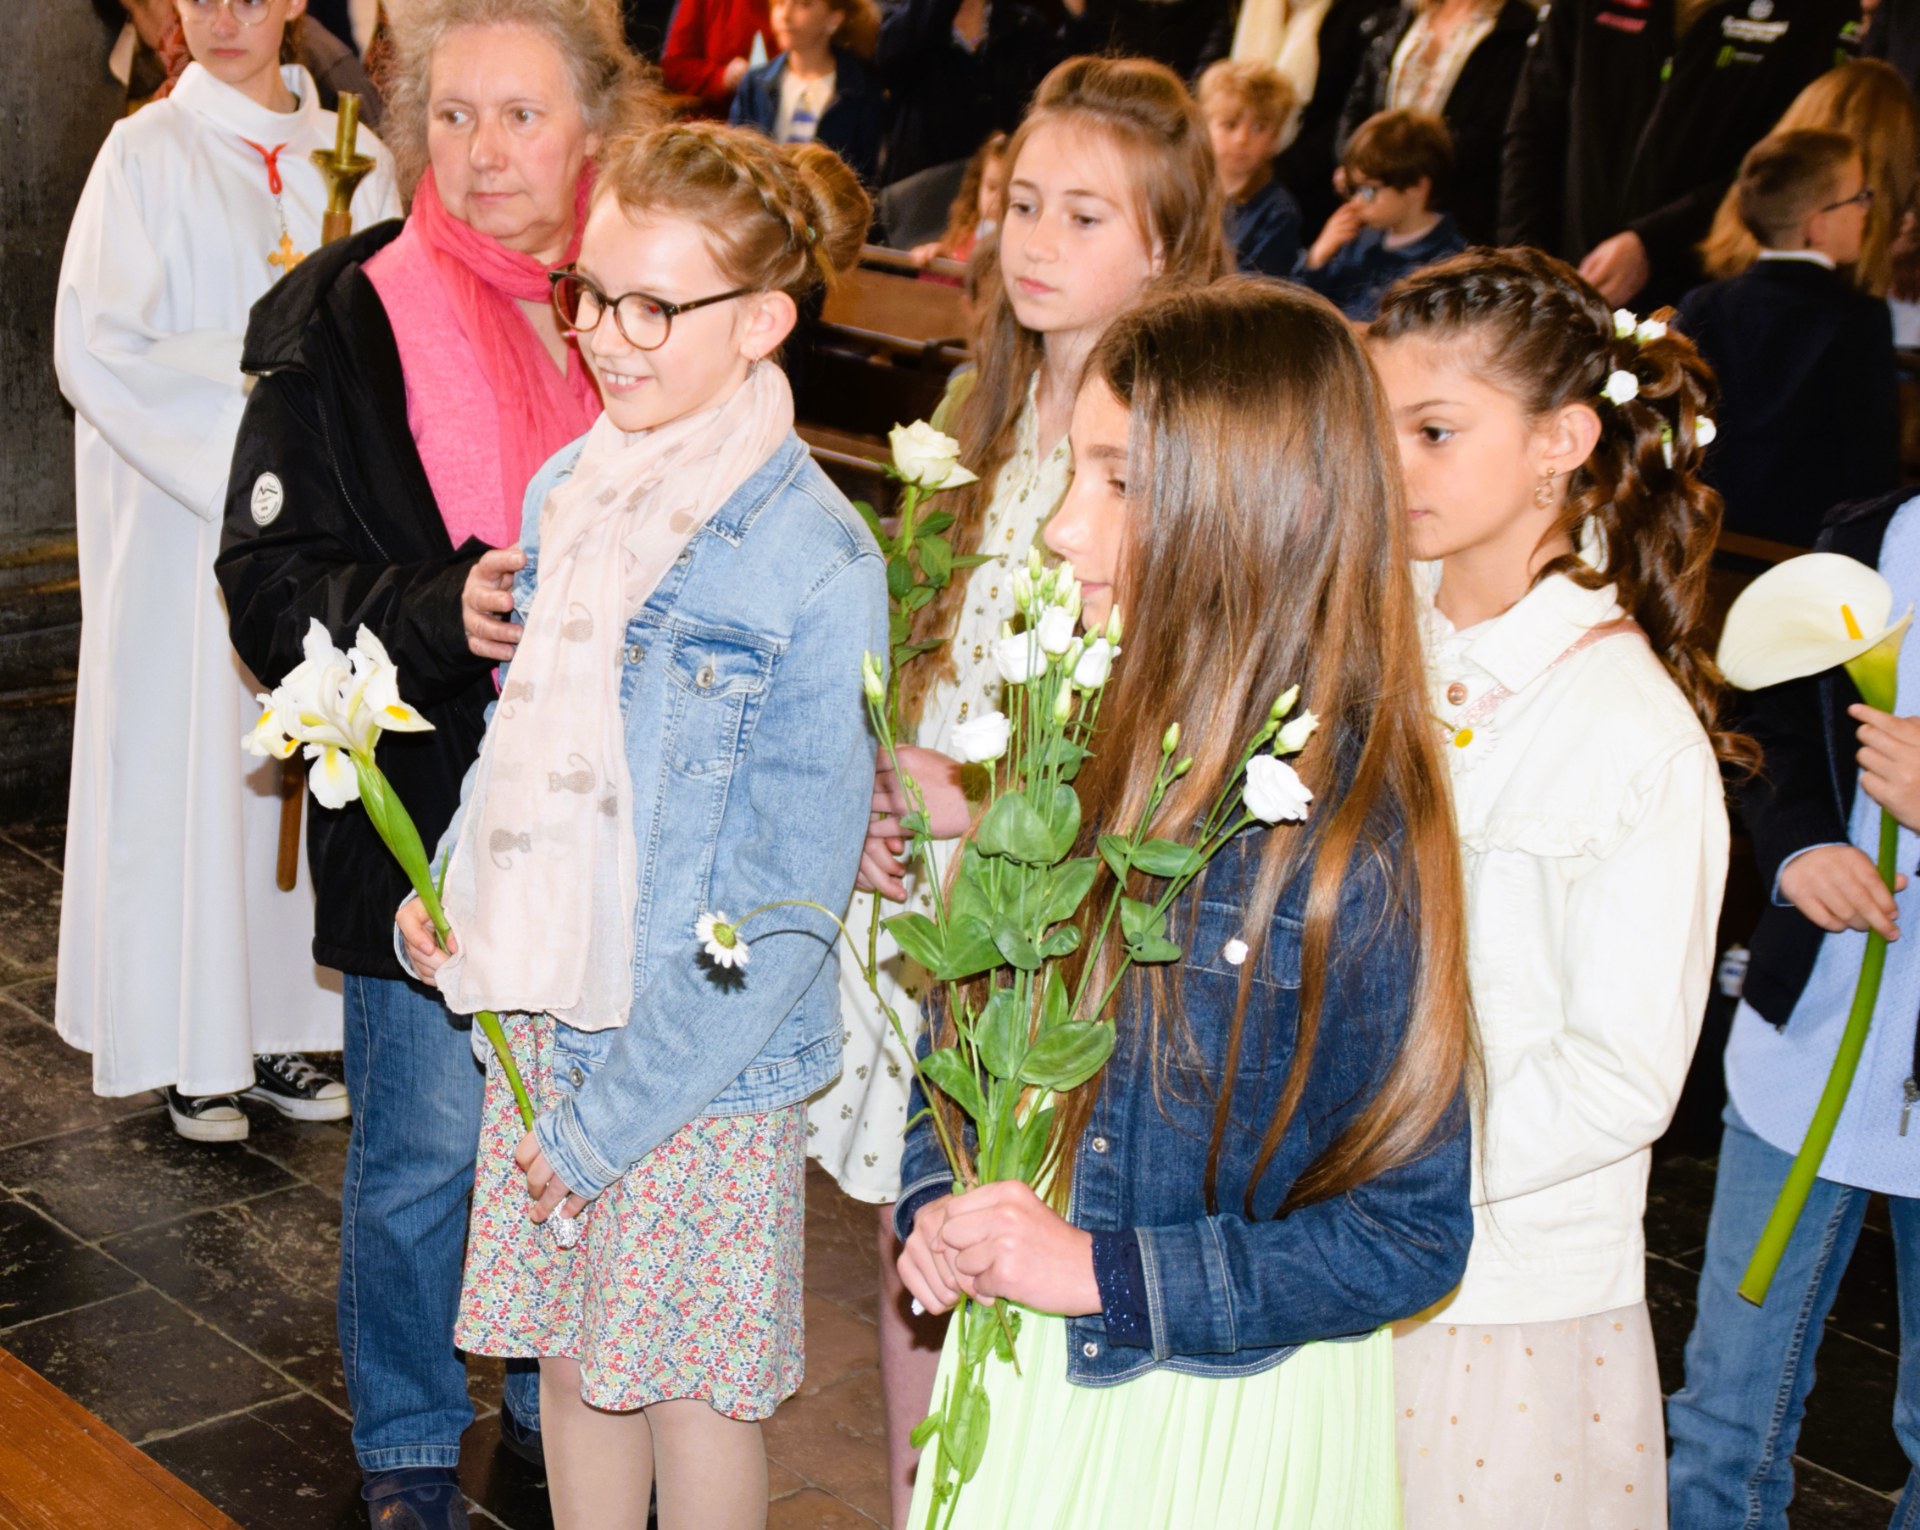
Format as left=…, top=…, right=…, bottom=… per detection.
left=782, top=142, right=872, bottom=279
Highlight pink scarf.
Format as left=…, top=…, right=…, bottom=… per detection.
left=409, top=167, right=602, bottom=525
left=436, top=364, right=796, bottom=1030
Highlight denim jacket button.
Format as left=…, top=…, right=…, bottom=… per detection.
left=676, top=550, right=692, bottom=566
left=1081, top=1341, right=1099, bottom=1359
left=696, top=664, right=716, bottom=689
left=1090, top=1135, right=1109, bottom=1154
left=624, top=643, right=644, bottom=665
left=568, top=1064, right=585, bottom=1088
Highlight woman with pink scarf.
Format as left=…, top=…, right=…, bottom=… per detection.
left=216, top=3, right=654, bottom=1524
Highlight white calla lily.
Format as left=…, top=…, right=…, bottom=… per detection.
left=1717, top=552, right=1912, bottom=711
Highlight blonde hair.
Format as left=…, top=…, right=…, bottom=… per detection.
left=1700, top=60, right=1920, bottom=295
left=902, top=56, right=1231, bottom=727
left=380, top=0, right=658, bottom=193
left=1196, top=59, right=1296, bottom=133
left=591, top=122, right=872, bottom=297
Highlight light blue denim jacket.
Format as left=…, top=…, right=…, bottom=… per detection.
left=436, top=429, right=886, bottom=1199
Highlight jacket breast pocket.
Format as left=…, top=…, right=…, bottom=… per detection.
left=1170, top=899, right=1305, bottom=1083
left=663, top=628, right=777, bottom=778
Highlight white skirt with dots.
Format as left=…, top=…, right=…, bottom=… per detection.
left=1393, top=1302, right=1666, bottom=1529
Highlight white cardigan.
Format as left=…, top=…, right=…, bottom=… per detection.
left=1423, top=571, right=1729, bottom=1325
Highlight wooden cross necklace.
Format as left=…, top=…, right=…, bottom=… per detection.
left=241, top=138, right=305, bottom=275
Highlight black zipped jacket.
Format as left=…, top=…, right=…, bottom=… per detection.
left=1499, top=0, right=1853, bottom=303
left=216, top=221, right=497, bottom=979
left=1735, top=490, right=1915, bottom=1031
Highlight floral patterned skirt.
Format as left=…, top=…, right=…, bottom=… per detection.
left=454, top=1015, right=806, bottom=1419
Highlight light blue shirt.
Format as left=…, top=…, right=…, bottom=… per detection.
left=1726, top=498, right=1920, bottom=1196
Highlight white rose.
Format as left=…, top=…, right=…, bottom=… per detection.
left=1695, top=416, right=1717, bottom=449
left=1036, top=605, right=1076, bottom=656
left=888, top=421, right=978, bottom=490
left=1612, top=308, right=1638, bottom=340
left=951, top=710, right=1011, bottom=763
left=1602, top=370, right=1640, bottom=406
left=1634, top=318, right=1668, bottom=345
left=993, top=632, right=1042, bottom=686
left=1244, top=754, right=1313, bottom=823
left=1072, top=637, right=1115, bottom=689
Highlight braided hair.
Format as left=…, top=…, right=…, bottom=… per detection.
left=1371, top=246, right=1757, bottom=772
left=591, top=123, right=871, bottom=300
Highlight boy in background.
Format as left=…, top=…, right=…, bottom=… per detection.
left=1300, top=108, right=1465, bottom=321
left=1199, top=59, right=1303, bottom=280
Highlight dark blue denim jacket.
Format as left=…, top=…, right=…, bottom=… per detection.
left=895, top=824, right=1472, bottom=1385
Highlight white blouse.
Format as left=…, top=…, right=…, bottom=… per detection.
left=1425, top=568, right=1729, bottom=1325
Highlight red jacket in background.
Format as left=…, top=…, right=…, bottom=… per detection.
left=662, top=0, right=772, bottom=113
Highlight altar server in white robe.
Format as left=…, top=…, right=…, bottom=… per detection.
left=53, top=0, right=399, bottom=1140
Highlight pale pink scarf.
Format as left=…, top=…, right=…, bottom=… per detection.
left=436, top=364, right=795, bottom=1029
left=409, top=166, right=602, bottom=529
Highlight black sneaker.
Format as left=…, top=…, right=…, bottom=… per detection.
left=165, top=1086, right=249, bottom=1143
left=245, top=1053, right=351, bottom=1122
left=363, top=1468, right=470, bottom=1530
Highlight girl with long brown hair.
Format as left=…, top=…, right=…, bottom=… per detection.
left=892, top=278, right=1475, bottom=1527
left=1369, top=247, right=1739, bottom=1528
left=812, top=54, right=1228, bottom=1528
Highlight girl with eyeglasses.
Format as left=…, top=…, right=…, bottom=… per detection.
left=53, top=0, right=398, bottom=1141
left=397, top=122, right=886, bottom=1530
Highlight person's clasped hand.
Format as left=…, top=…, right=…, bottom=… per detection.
left=515, top=1131, right=586, bottom=1224
left=462, top=546, right=526, bottom=662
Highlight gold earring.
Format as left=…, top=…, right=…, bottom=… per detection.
left=1534, top=471, right=1557, bottom=509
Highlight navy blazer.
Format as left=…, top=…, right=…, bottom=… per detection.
left=730, top=48, right=885, bottom=186
left=1678, top=259, right=1899, bottom=547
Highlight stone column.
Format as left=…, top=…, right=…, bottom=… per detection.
left=0, top=1, right=123, bottom=819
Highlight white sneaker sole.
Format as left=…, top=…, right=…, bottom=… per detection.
left=168, top=1103, right=250, bottom=1143
left=243, top=1086, right=351, bottom=1122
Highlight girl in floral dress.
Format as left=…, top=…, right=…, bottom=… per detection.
left=804, top=54, right=1230, bottom=1526
left=399, top=122, right=884, bottom=1530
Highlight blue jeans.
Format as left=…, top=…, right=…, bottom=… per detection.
left=1667, top=1102, right=1920, bottom=1528
left=339, top=974, right=540, bottom=1472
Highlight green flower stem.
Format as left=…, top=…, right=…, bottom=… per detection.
left=353, top=754, right=537, bottom=1133
left=1738, top=803, right=1900, bottom=1305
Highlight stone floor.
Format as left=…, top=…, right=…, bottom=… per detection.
left=0, top=814, right=1910, bottom=1528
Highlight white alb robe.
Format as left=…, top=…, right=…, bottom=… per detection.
left=53, top=64, right=400, bottom=1096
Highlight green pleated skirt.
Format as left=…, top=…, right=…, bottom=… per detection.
left=906, top=1311, right=1404, bottom=1530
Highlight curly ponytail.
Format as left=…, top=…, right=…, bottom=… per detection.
left=1372, top=246, right=1758, bottom=772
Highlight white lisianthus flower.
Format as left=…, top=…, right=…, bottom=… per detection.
left=1036, top=605, right=1077, bottom=656
left=1612, top=308, right=1638, bottom=340
left=861, top=651, right=885, bottom=705
left=1244, top=754, right=1314, bottom=823
left=1222, top=938, right=1249, bottom=967
left=1012, top=568, right=1036, bottom=613
left=951, top=710, right=1012, bottom=763
left=1276, top=709, right=1319, bottom=755
left=1105, top=605, right=1124, bottom=643
left=1268, top=683, right=1300, bottom=723
left=1072, top=637, right=1115, bottom=689
left=993, top=632, right=1042, bottom=685
left=888, top=421, right=978, bottom=490
left=696, top=911, right=750, bottom=969
left=1602, top=370, right=1640, bottom=406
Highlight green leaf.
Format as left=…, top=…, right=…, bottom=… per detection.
left=888, top=608, right=911, bottom=645
left=884, top=912, right=946, bottom=974
left=1038, top=925, right=1081, bottom=958
left=886, top=557, right=912, bottom=601
left=993, top=925, right=1042, bottom=971
left=939, top=916, right=1003, bottom=981
left=945, top=1376, right=991, bottom=1483
left=1037, top=857, right=1099, bottom=927
left=899, top=583, right=936, bottom=613
left=1039, top=968, right=1070, bottom=1033
left=1014, top=1105, right=1053, bottom=1183
left=919, top=1046, right=987, bottom=1126
left=916, top=510, right=955, bottom=537
left=993, top=1304, right=1023, bottom=1362
left=974, top=791, right=1056, bottom=864
left=951, top=553, right=994, bottom=570
left=1125, top=933, right=1184, bottom=964
left=1128, top=837, right=1205, bottom=879
left=1098, top=834, right=1132, bottom=881
left=947, top=860, right=992, bottom=928
left=908, top=1411, right=942, bottom=1449
left=1038, top=784, right=1083, bottom=862
left=852, top=498, right=885, bottom=547
left=976, top=988, right=1027, bottom=1076
left=917, top=534, right=953, bottom=585
left=1019, top=1021, right=1115, bottom=1091
left=1119, top=896, right=1165, bottom=944
left=893, top=637, right=946, bottom=661
left=963, top=1310, right=998, bottom=1366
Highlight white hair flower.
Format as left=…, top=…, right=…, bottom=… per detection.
left=1602, top=370, right=1641, bottom=406
left=1696, top=416, right=1717, bottom=448
left=1612, top=308, right=1639, bottom=340
left=1634, top=317, right=1668, bottom=345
